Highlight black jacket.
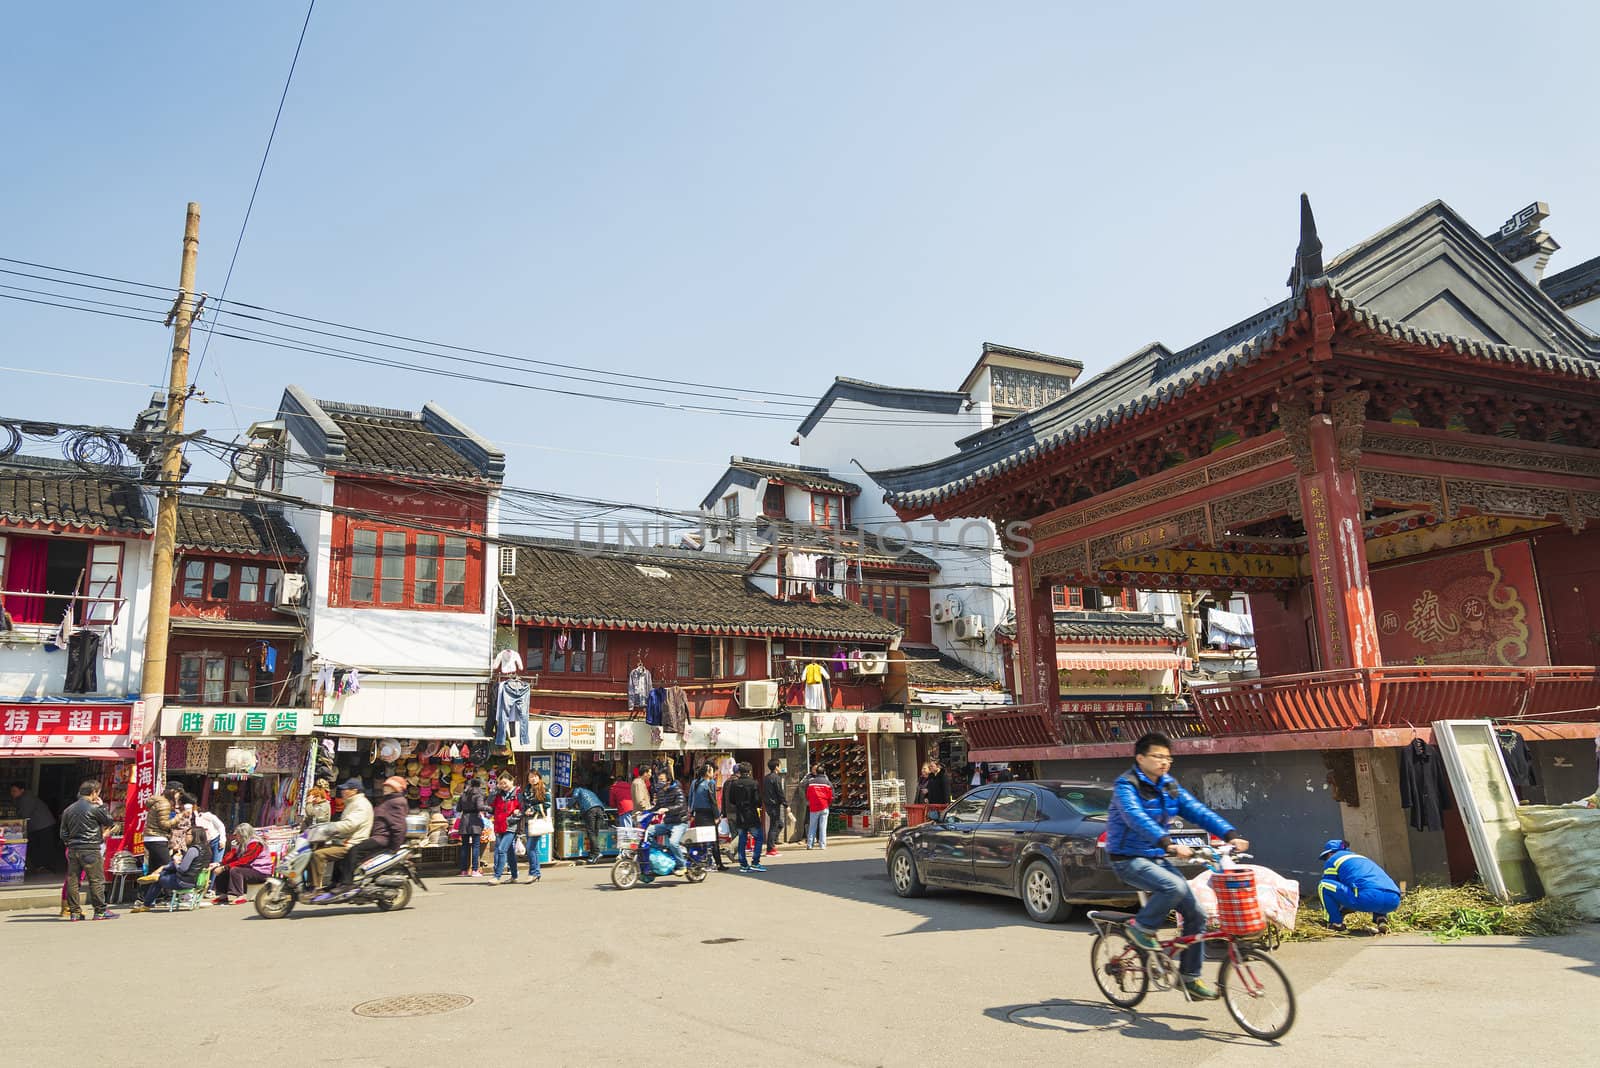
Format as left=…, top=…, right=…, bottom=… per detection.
left=925, top=771, right=951, bottom=805
left=59, top=798, right=113, bottom=851
left=653, top=780, right=687, bottom=823
left=370, top=793, right=409, bottom=850
left=726, top=777, right=762, bottom=828
left=762, top=773, right=787, bottom=810
left=1398, top=740, right=1453, bottom=832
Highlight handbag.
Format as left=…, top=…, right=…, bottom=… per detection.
left=527, top=815, right=554, bottom=837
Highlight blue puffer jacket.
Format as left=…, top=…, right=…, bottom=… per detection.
left=1104, top=767, right=1237, bottom=859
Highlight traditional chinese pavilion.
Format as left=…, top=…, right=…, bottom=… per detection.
left=871, top=197, right=1600, bottom=887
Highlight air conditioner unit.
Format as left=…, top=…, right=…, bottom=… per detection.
left=274, top=572, right=306, bottom=610
left=738, top=680, right=780, bottom=711
left=854, top=651, right=888, bottom=676
left=953, top=615, right=986, bottom=642
left=931, top=601, right=952, bottom=624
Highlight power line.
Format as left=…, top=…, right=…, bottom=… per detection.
left=191, top=0, right=316, bottom=381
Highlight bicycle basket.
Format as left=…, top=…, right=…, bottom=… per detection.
left=616, top=827, right=645, bottom=852
left=1214, top=869, right=1267, bottom=936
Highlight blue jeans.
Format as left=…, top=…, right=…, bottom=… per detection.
left=736, top=824, right=765, bottom=867
left=1111, top=856, right=1207, bottom=979
left=524, top=834, right=543, bottom=878
left=807, top=809, right=828, bottom=848
left=459, top=835, right=482, bottom=873
left=1319, top=880, right=1399, bottom=925
left=666, top=823, right=688, bottom=867
left=493, top=831, right=519, bottom=880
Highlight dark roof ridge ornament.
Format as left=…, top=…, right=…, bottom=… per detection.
left=1286, top=192, right=1324, bottom=293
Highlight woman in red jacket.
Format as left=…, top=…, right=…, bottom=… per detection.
left=490, top=775, right=524, bottom=884
left=211, top=823, right=274, bottom=904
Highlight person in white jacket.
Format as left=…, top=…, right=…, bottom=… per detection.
left=309, top=779, right=373, bottom=889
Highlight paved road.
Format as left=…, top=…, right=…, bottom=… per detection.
left=8, top=840, right=1595, bottom=1065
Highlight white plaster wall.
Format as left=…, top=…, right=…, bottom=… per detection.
left=1568, top=297, right=1600, bottom=335
left=321, top=677, right=485, bottom=729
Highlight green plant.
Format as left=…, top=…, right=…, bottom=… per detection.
left=1282, top=883, right=1580, bottom=942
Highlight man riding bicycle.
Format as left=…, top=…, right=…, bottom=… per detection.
left=1105, top=732, right=1249, bottom=1001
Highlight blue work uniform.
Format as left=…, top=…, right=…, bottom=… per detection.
left=1319, top=848, right=1401, bottom=924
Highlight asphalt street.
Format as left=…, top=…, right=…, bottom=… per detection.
left=6, top=839, right=1595, bottom=1065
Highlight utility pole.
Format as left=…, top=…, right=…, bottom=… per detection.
left=138, top=202, right=200, bottom=733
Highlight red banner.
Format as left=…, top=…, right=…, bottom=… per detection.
left=0, top=703, right=134, bottom=747
left=121, top=742, right=158, bottom=855
left=1372, top=541, right=1550, bottom=667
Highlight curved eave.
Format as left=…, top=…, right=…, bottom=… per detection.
left=502, top=612, right=900, bottom=643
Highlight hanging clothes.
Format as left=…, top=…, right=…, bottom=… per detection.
left=645, top=687, right=666, bottom=727
left=627, top=664, right=653, bottom=710
left=1398, top=739, right=1453, bottom=832
left=63, top=630, right=101, bottom=694
left=832, top=646, right=850, bottom=675
left=663, top=686, right=690, bottom=734
left=490, top=647, right=524, bottom=674
left=496, top=679, right=531, bottom=746
left=816, top=556, right=835, bottom=598
left=802, top=662, right=831, bottom=711
left=1496, top=729, right=1538, bottom=789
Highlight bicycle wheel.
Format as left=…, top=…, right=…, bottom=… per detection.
left=1090, top=930, right=1149, bottom=1009
left=1220, top=946, right=1296, bottom=1040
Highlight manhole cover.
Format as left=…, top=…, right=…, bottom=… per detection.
left=700, top=937, right=743, bottom=945
left=353, top=993, right=474, bottom=1018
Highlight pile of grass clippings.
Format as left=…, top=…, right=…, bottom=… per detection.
left=1281, top=883, right=1580, bottom=943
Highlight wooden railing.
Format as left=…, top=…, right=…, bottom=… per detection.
left=959, top=705, right=1064, bottom=751
left=1192, top=666, right=1600, bottom=735
left=1059, top=711, right=1209, bottom=745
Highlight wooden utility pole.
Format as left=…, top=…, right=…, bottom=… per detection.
left=138, top=202, right=201, bottom=729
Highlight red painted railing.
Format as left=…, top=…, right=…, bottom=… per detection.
left=1059, top=711, right=1209, bottom=745
left=959, top=706, right=1064, bottom=750
left=1192, top=666, right=1600, bottom=735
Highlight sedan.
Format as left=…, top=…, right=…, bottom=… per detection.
left=884, top=780, right=1213, bottom=923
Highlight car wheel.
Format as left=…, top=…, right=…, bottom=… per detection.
left=1021, top=860, right=1069, bottom=923
left=890, top=847, right=926, bottom=898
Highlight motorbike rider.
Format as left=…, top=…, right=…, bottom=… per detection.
left=309, top=779, right=372, bottom=891
left=319, top=776, right=408, bottom=901
left=647, top=768, right=689, bottom=871
left=1105, top=732, right=1249, bottom=1002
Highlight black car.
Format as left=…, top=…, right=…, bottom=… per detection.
left=885, top=780, right=1213, bottom=923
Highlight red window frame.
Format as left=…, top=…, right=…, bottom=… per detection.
left=762, top=483, right=786, bottom=518
left=177, top=557, right=285, bottom=605
left=335, top=523, right=479, bottom=611
left=329, top=478, right=486, bottom=612
left=810, top=493, right=843, bottom=528
left=1052, top=586, right=1084, bottom=610
left=175, top=651, right=257, bottom=706
left=522, top=627, right=610, bottom=676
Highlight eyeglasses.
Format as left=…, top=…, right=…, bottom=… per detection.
left=1142, top=754, right=1174, bottom=763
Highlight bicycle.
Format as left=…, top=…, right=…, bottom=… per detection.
left=1086, top=847, right=1296, bottom=1040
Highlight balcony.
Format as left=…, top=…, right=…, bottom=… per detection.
left=1190, top=666, right=1600, bottom=735
left=958, top=705, right=1208, bottom=751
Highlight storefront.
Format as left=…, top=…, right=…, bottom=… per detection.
left=796, top=710, right=941, bottom=831
left=0, top=699, right=139, bottom=879
left=160, top=705, right=315, bottom=830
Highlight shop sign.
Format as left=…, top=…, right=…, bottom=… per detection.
left=163, top=707, right=311, bottom=738
left=683, top=720, right=771, bottom=750
left=567, top=721, right=600, bottom=750
left=554, top=753, right=572, bottom=787
left=121, top=742, right=157, bottom=855
left=1, top=702, right=133, bottom=747
left=542, top=721, right=570, bottom=749
left=1060, top=699, right=1153, bottom=714
left=319, top=712, right=341, bottom=727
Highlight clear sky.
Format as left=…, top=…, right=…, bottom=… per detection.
left=4, top=2, right=1597, bottom=536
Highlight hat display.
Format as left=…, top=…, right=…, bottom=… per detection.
left=383, top=775, right=408, bottom=793
left=376, top=738, right=402, bottom=763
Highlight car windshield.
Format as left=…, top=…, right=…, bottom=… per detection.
left=1049, top=786, right=1112, bottom=817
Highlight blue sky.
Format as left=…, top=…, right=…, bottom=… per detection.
left=4, top=2, right=1597, bottom=535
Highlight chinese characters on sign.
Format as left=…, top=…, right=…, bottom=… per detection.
left=122, top=742, right=158, bottom=854
left=1306, top=485, right=1346, bottom=667
left=0, top=703, right=132, bottom=747
left=1059, top=699, right=1154, bottom=714
left=171, top=708, right=304, bottom=737
left=1371, top=543, right=1548, bottom=666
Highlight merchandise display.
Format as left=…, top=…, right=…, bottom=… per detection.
left=808, top=737, right=868, bottom=810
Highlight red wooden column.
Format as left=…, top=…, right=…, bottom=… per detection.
left=1012, top=555, right=1058, bottom=712
left=1295, top=414, right=1381, bottom=669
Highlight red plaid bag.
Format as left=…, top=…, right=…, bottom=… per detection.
left=1214, top=869, right=1266, bottom=936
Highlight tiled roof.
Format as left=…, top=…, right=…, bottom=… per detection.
left=0, top=456, right=149, bottom=533
left=1543, top=254, right=1600, bottom=309
left=994, top=611, right=1186, bottom=645
left=728, top=457, right=860, bottom=496
left=500, top=538, right=903, bottom=641
left=772, top=524, right=939, bottom=571
left=279, top=387, right=505, bottom=482
left=871, top=199, right=1600, bottom=512
left=901, top=646, right=1002, bottom=690
left=175, top=497, right=306, bottom=558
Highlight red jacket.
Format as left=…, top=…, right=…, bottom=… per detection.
left=805, top=780, right=834, bottom=813
left=491, top=791, right=523, bottom=834
left=608, top=780, right=634, bottom=814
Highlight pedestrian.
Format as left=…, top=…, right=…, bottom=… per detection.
left=9, top=781, right=59, bottom=874
left=210, top=823, right=273, bottom=905
left=726, top=763, right=766, bottom=873
left=193, top=804, right=227, bottom=865
left=567, top=783, right=608, bottom=864
left=457, top=777, right=486, bottom=877
left=519, top=770, right=550, bottom=884
left=143, top=784, right=177, bottom=875
left=490, top=774, right=524, bottom=884
left=169, top=791, right=198, bottom=855
left=608, top=772, right=635, bottom=828
left=131, top=833, right=204, bottom=913
left=762, top=758, right=788, bottom=857
left=58, top=781, right=114, bottom=920
left=804, top=767, right=834, bottom=850
left=690, top=764, right=727, bottom=872
left=925, top=762, right=950, bottom=805
left=303, top=779, right=332, bottom=827
left=1317, top=839, right=1402, bottom=933
left=631, top=765, right=653, bottom=814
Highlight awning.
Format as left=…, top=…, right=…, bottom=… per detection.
left=1057, top=650, right=1191, bottom=672
left=313, top=726, right=486, bottom=740
left=171, top=618, right=305, bottom=636
left=4, top=747, right=135, bottom=759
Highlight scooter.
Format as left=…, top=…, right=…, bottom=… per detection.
left=610, top=811, right=712, bottom=889
left=254, top=823, right=428, bottom=919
